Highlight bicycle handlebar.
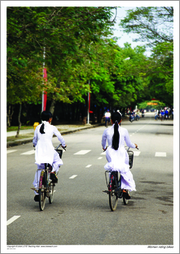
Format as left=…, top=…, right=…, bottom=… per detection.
left=55, top=143, right=67, bottom=151
left=127, top=146, right=139, bottom=151
left=103, top=146, right=139, bottom=152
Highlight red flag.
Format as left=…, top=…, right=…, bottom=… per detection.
left=89, top=93, right=93, bottom=113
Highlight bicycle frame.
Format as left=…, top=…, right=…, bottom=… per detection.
left=105, top=171, right=121, bottom=193
left=39, top=164, right=52, bottom=192
left=39, top=143, right=65, bottom=190
left=38, top=143, right=66, bottom=211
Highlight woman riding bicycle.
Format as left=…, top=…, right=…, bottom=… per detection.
left=101, top=111, right=138, bottom=199
left=32, top=111, right=66, bottom=201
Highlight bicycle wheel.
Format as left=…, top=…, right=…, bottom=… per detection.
left=109, top=190, right=118, bottom=211
left=109, top=172, right=118, bottom=211
left=39, top=185, right=46, bottom=211
left=39, top=171, right=47, bottom=211
left=49, top=183, right=55, bottom=204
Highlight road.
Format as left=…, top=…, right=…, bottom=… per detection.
left=4, top=117, right=177, bottom=253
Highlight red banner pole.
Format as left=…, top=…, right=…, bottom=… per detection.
left=43, top=68, right=47, bottom=111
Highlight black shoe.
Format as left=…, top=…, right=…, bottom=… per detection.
left=34, top=195, right=39, bottom=202
left=123, top=190, right=131, bottom=199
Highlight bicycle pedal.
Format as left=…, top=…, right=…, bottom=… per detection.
left=31, top=188, right=39, bottom=192
left=103, top=190, right=110, bottom=194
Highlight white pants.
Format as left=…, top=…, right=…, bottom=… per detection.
left=33, top=151, right=63, bottom=195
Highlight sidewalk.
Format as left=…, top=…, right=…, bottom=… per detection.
left=7, top=123, right=102, bottom=148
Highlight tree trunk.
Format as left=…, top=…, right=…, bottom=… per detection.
left=49, top=99, right=56, bottom=115
left=15, top=104, right=22, bottom=138
left=7, top=104, right=14, bottom=127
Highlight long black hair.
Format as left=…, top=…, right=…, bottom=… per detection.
left=111, top=112, right=122, bottom=150
left=40, top=111, right=53, bottom=134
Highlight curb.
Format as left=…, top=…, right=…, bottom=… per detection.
left=7, top=124, right=102, bottom=148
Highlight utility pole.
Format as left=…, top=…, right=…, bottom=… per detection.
left=42, top=47, right=47, bottom=112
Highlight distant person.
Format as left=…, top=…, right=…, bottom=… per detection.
left=165, top=108, right=169, bottom=119
left=141, top=109, right=145, bottom=118
left=104, top=109, right=111, bottom=127
left=155, top=110, right=159, bottom=120
left=160, top=110, right=165, bottom=121
left=172, top=109, right=174, bottom=120
left=136, top=110, right=140, bottom=120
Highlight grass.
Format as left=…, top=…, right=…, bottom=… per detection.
left=7, top=134, right=34, bottom=142
left=7, top=126, right=34, bottom=132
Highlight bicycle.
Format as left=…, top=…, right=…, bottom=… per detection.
left=37, top=144, right=66, bottom=211
left=103, top=147, right=137, bottom=211
left=105, top=118, right=110, bottom=128
left=129, top=114, right=134, bottom=123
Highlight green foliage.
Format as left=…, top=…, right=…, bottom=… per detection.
left=7, top=6, right=116, bottom=106
left=138, top=100, right=166, bottom=110
left=144, top=42, right=173, bottom=105
left=118, top=7, right=173, bottom=106
left=119, top=7, right=173, bottom=47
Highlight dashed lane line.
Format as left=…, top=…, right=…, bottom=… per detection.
left=7, top=150, right=17, bottom=154
left=21, top=150, right=35, bottom=155
left=69, top=175, right=77, bottom=179
left=130, top=123, right=148, bottom=137
left=7, top=215, right=21, bottom=226
left=74, top=150, right=91, bottom=155
left=155, top=152, right=167, bottom=157
left=86, top=164, right=92, bottom=168
left=8, top=148, right=166, bottom=159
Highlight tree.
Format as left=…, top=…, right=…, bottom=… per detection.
left=138, top=100, right=165, bottom=110
left=136, top=41, right=173, bottom=106
left=7, top=6, right=116, bottom=131
left=106, top=43, right=148, bottom=109
left=119, top=7, right=173, bottom=47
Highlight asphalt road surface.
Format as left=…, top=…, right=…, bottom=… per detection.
left=5, top=117, right=177, bottom=253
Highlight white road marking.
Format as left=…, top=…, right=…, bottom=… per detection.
left=69, top=175, right=77, bottom=179
left=86, top=164, right=92, bottom=168
left=130, top=124, right=148, bottom=136
left=74, top=150, right=91, bottom=155
left=7, top=150, right=17, bottom=154
left=101, top=152, right=106, bottom=155
left=21, top=150, right=35, bottom=155
left=7, top=215, right=21, bottom=226
left=134, top=151, right=141, bottom=156
left=98, top=157, right=103, bottom=160
left=155, top=152, right=167, bottom=157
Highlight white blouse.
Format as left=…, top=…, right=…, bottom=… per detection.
left=101, top=124, right=135, bottom=150
left=102, top=124, right=135, bottom=173
left=33, top=122, right=65, bottom=165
